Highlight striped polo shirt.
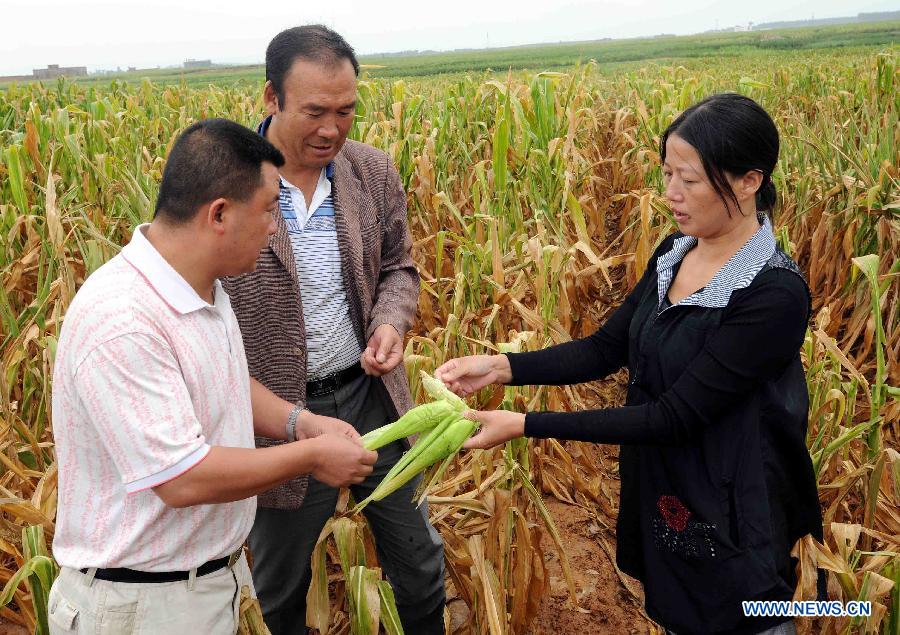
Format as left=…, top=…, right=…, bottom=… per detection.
left=278, top=165, right=363, bottom=380
left=256, top=117, right=363, bottom=379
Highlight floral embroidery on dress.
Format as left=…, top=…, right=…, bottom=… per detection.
left=652, top=495, right=719, bottom=560
left=657, top=495, right=691, bottom=531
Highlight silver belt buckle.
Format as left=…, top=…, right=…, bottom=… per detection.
left=227, top=548, right=242, bottom=568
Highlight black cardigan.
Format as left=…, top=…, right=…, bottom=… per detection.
left=507, top=233, right=823, bottom=635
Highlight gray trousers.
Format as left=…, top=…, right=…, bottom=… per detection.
left=248, top=374, right=446, bottom=635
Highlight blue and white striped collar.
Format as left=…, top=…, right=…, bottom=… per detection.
left=656, top=214, right=776, bottom=308
left=257, top=115, right=335, bottom=180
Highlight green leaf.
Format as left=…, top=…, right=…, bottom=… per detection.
left=348, top=566, right=380, bottom=635
left=5, top=145, right=29, bottom=213
left=1, top=527, right=58, bottom=635
left=851, top=254, right=879, bottom=283
left=377, top=580, right=405, bottom=635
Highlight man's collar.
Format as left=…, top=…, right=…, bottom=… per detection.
left=121, top=224, right=220, bottom=315
left=257, top=115, right=272, bottom=137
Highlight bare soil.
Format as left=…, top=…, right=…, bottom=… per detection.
left=0, top=618, right=27, bottom=635
left=527, top=498, right=657, bottom=635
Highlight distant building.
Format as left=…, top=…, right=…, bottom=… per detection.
left=184, top=59, right=212, bottom=69
left=32, top=64, right=88, bottom=79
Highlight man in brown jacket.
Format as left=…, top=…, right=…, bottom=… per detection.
left=222, top=25, right=445, bottom=635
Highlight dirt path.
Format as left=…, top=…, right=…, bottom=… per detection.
left=528, top=497, right=656, bottom=635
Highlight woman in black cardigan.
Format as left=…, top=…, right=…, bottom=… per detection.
left=436, top=93, right=823, bottom=635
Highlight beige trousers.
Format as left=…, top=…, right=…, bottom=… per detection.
left=48, top=552, right=255, bottom=635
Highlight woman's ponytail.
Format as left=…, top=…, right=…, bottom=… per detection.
left=756, top=176, right=777, bottom=215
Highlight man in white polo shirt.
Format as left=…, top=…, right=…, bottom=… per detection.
left=48, top=118, right=377, bottom=635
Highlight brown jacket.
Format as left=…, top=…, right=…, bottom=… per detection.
left=223, top=139, right=419, bottom=509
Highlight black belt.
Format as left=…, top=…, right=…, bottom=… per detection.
left=80, top=549, right=242, bottom=583
left=306, top=361, right=365, bottom=398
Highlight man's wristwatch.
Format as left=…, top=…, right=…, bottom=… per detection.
left=286, top=406, right=307, bottom=442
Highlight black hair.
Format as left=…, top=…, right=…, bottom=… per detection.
left=266, top=25, right=360, bottom=109
left=660, top=93, right=779, bottom=216
left=154, top=118, right=284, bottom=224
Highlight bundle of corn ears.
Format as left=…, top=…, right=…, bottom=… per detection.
left=353, top=372, right=476, bottom=513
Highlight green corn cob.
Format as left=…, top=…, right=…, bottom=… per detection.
left=419, top=370, right=467, bottom=412
left=354, top=417, right=477, bottom=512
left=361, top=400, right=456, bottom=451
left=377, top=411, right=459, bottom=482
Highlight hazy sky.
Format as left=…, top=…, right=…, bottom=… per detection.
left=1, top=0, right=897, bottom=76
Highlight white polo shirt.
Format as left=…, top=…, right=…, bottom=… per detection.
left=51, top=225, right=256, bottom=572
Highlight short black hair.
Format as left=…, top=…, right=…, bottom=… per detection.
left=266, top=25, right=359, bottom=108
left=661, top=93, right=780, bottom=216
left=154, top=118, right=284, bottom=224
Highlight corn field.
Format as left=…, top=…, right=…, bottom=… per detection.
left=1, top=45, right=898, bottom=634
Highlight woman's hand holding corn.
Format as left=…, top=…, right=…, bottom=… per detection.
left=434, top=354, right=513, bottom=396
left=461, top=409, right=525, bottom=450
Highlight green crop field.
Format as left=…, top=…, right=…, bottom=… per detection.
left=4, top=19, right=897, bottom=88
left=1, top=20, right=897, bottom=634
